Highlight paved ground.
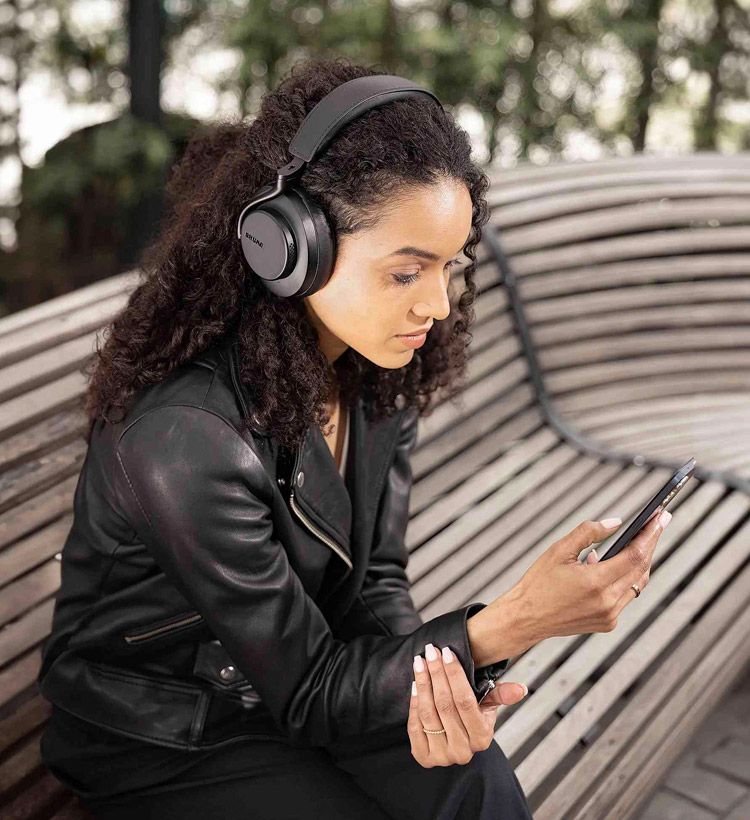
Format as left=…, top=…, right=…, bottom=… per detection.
left=635, top=662, right=750, bottom=819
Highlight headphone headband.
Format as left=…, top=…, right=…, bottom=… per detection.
left=288, top=74, right=442, bottom=164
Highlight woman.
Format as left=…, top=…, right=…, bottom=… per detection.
left=37, top=57, right=668, bottom=819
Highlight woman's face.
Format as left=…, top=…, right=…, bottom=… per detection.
left=304, top=178, right=474, bottom=369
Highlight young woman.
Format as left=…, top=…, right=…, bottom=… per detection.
left=37, top=57, right=669, bottom=819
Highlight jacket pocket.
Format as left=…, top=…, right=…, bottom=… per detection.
left=192, top=639, right=263, bottom=709
left=123, top=611, right=204, bottom=645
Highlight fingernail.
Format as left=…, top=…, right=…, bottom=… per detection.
left=412, top=680, right=417, bottom=697
left=659, top=510, right=672, bottom=528
left=600, top=517, right=622, bottom=528
left=413, top=654, right=424, bottom=673
left=425, top=643, right=438, bottom=662
left=521, top=684, right=528, bottom=697
left=442, top=646, right=454, bottom=663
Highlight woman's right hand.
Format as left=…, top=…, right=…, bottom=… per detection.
left=498, top=507, right=672, bottom=646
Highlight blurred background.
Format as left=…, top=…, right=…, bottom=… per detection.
left=1, top=0, right=749, bottom=318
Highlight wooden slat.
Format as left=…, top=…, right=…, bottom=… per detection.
left=552, top=372, right=750, bottom=414
left=486, top=152, right=750, bottom=190
left=413, top=401, right=543, bottom=513
left=0, top=560, right=60, bottom=627
left=520, top=254, right=750, bottom=299
left=0, top=409, right=88, bottom=478
left=0, top=500, right=74, bottom=582
left=493, top=197, right=750, bottom=251
left=0, top=269, right=137, bottom=338
left=0, top=598, right=55, bottom=667
left=489, top=182, right=750, bottom=228
left=506, top=226, right=750, bottom=274
left=0, top=372, right=88, bottom=442
left=0, top=696, right=51, bottom=756
left=0, top=334, right=98, bottom=404
left=528, top=280, right=750, bottom=322
left=0, top=293, right=128, bottom=369
left=0, top=438, right=86, bottom=515
left=539, top=328, right=750, bottom=368
left=0, top=728, right=45, bottom=793
left=0, top=767, right=72, bottom=820
left=0, top=649, right=42, bottom=711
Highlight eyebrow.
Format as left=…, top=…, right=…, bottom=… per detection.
left=386, top=236, right=471, bottom=262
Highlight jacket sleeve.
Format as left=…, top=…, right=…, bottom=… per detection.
left=340, top=405, right=511, bottom=690
left=114, top=405, right=508, bottom=749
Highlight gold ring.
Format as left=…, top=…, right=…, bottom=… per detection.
left=631, top=583, right=641, bottom=598
left=423, top=727, right=447, bottom=735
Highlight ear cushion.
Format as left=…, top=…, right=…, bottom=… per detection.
left=288, top=184, right=336, bottom=297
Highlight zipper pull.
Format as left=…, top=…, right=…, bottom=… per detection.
left=478, top=676, right=496, bottom=705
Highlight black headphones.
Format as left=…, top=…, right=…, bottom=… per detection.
left=236, top=74, right=443, bottom=299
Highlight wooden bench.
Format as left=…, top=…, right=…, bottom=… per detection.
left=1, top=150, right=748, bottom=818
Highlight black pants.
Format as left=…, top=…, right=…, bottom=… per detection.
left=42, top=710, right=533, bottom=820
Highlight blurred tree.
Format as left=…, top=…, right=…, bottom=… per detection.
left=683, top=0, right=750, bottom=150
left=0, top=0, right=40, bottom=246
left=1, top=0, right=211, bottom=314
left=2, top=0, right=748, bottom=317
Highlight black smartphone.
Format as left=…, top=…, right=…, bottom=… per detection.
left=587, top=457, right=697, bottom=562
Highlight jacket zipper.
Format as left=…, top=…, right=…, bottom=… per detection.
left=228, top=343, right=352, bottom=575
left=289, top=488, right=353, bottom=573
left=477, top=676, right=496, bottom=705
left=124, top=612, right=204, bottom=644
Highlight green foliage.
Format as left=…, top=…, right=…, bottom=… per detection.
left=2, top=111, right=196, bottom=316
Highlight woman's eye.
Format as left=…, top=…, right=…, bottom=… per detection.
left=391, top=261, right=460, bottom=287
left=392, top=272, right=420, bottom=286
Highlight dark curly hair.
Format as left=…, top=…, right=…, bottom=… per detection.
left=83, top=56, right=492, bottom=451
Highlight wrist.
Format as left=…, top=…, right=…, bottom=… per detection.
left=467, top=584, right=542, bottom=667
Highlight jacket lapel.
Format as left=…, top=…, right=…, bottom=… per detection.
left=293, top=420, right=353, bottom=561
left=217, top=334, right=404, bottom=616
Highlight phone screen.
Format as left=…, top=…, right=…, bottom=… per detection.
left=588, top=457, right=696, bottom=562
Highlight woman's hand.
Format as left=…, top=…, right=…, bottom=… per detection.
left=407, top=643, right=527, bottom=768
left=478, top=507, right=672, bottom=656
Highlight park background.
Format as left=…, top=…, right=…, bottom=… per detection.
left=1, top=0, right=749, bottom=318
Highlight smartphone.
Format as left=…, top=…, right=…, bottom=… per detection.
left=586, top=457, right=697, bottom=562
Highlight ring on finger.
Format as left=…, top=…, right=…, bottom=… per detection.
left=423, top=726, right=447, bottom=735
left=631, top=582, right=641, bottom=598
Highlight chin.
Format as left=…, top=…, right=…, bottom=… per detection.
left=357, top=348, right=414, bottom=370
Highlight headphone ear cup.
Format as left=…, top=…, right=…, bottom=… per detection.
left=239, top=185, right=335, bottom=299
left=239, top=201, right=297, bottom=282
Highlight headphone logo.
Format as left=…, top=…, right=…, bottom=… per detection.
left=244, top=232, right=263, bottom=248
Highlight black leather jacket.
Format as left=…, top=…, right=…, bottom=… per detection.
left=37, top=333, right=509, bottom=752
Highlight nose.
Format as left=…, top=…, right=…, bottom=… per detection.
left=413, top=271, right=451, bottom=323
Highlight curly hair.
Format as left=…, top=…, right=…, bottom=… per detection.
left=82, top=56, right=492, bottom=451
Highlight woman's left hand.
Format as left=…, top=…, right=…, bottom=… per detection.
left=407, top=643, right=528, bottom=768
